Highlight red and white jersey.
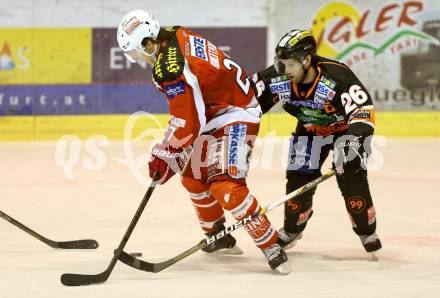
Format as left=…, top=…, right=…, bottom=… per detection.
left=152, top=26, right=261, bottom=148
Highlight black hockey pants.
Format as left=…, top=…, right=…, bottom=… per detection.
left=284, top=128, right=377, bottom=236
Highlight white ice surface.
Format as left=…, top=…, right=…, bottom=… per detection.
left=1, top=138, right=439, bottom=298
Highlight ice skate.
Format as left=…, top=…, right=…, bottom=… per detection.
left=262, top=243, right=291, bottom=275
left=359, top=232, right=382, bottom=253
left=277, top=227, right=303, bottom=250
left=202, top=222, right=243, bottom=255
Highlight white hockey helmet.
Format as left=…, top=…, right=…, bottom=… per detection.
left=117, top=10, right=160, bottom=63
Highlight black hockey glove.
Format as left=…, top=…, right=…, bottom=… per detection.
left=333, top=135, right=370, bottom=176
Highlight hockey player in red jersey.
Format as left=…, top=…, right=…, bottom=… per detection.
left=252, top=30, right=382, bottom=254
left=117, top=10, right=291, bottom=274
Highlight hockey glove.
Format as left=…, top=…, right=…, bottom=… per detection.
left=148, top=143, right=183, bottom=185
left=333, top=136, right=369, bottom=176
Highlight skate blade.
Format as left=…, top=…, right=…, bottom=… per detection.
left=274, top=262, right=292, bottom=275
left=369, top=252, right=379, bottom=261
left=210, top=246, right=243, bottom=255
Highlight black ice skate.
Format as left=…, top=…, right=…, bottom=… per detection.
left=277, top=227, right=303, bottom=250
left=202, top=222, right=243, bottom=255
left=262, top=243, right=291, bottom=275
left=359, top=232, right=382, bottom=253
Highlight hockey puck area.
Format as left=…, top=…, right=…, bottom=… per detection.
left=129, top=252, right=143, bottom=257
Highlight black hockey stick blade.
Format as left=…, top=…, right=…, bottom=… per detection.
left=53, top=239, right=99, bottom=249
left=0, top=210, right=99, bottom=249
left=61, top=268, right=112, bottom=286
left=117, top=170, right=335, bottom=274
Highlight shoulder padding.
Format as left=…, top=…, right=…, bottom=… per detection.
left=316, top=56, right=356, bottom=82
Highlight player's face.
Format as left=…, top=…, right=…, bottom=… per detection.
left=279, top=58, right=305, bottom=84
left=142, top=39, right=158, bottom=64
left=122, top=40, right=158, bottom=65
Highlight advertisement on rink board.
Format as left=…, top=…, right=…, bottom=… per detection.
left=0, top=28, right=92, bottom=84
left=283, top=0, right=440, bottom=110
left=0, top=85, right=168, bottom=115
left=0, top=27, right=266, bottom=115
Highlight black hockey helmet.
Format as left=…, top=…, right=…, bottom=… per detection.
left=275, top=30, right=316, bottom=61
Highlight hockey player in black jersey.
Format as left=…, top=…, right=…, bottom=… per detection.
left=252, top=29, right=382, bottom=254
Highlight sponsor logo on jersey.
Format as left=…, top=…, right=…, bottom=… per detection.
left=328, top=90, right=335, bottom=99
left=319, top=75, right=336, bottom=89
left=301, top=109, right=321, bottom=117
left=316, top=82, right=332, bottom=96
left=316, top=81, right=336, bottom=102
left=207, top=41, right=219, bottom=69
left=270, top=80, right=291, bottom=103
left=166, top=47, right=180, bottom=73
left=228, top=124, right=247, bottom=178
left=153, top=37, right=184, bottom=83
left=279, top=92, right=291, bottom=103
left=270, top=75, right=289, bottom=83
left=164, top=80, right=185, bottom=99
left=190, top=35, right=208, bottom=61
left=290, top=100, right=324, bottom=109
left=154, top=53, right=164, bottom=79
left=313, top=93, right=326, bottom=105
left=269, top=81, right=291, bottom=93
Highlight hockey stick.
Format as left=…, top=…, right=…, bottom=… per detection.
left=60, top=178, right=158, bottom=286
left=0, top=210, right=99, bottom=249
left=118, top=169, right=336, bottom=273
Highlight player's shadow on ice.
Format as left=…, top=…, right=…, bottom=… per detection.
left=286, top=250, right=407, bottom=271
left=116, top=249, right=405, bottom=279
left=291, top=251, right=375, bottom=262
left=117, top=253, right=271, bottom=278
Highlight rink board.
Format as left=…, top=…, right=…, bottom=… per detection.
left=1, top=112, right=440, bottom=141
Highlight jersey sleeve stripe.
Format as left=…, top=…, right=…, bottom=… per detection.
left=348, top=119, right=375, bottom=129
left=183, top=59, right=207, bottom=135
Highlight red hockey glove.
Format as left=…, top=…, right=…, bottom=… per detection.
left=148, top=143, right=183, bottom=185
